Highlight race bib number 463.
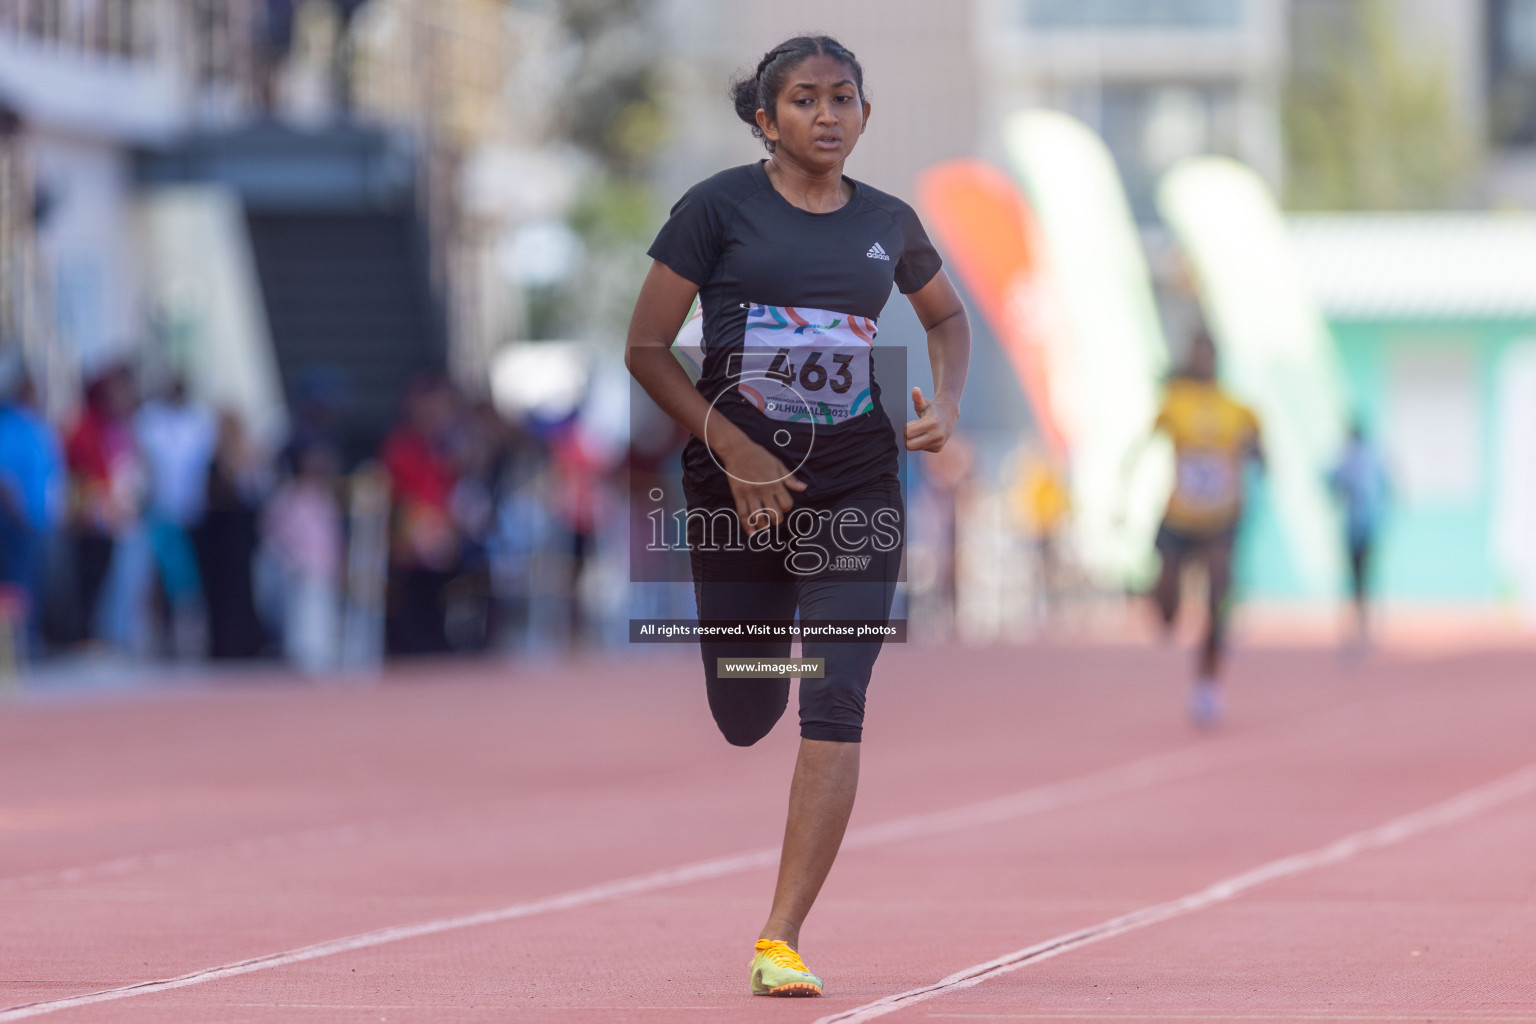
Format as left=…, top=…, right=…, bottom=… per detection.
left=733, top=304, right=877, bottom=425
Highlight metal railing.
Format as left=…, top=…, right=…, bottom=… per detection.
left=0, top=0, right=262, bottom=106
left=0, top=0, right=267, bottom=415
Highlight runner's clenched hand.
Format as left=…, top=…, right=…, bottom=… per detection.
left=717, top=434, right=806, bottom=535
left=905, top=386, right=958, bottom=453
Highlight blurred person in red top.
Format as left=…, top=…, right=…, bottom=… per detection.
left=64, top=365, right=143, bottom=646
left=380, top=373, right=461, bottom=655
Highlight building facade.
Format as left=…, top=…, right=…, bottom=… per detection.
left=0, top=0, right=262, bottom=409
left=976, top=0, right=1288, bottom=220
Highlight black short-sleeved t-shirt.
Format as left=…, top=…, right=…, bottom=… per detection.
left=647, top=161, right=942, bottom=505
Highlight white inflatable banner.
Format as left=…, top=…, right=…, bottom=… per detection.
left=1157, top=157, right=1347, bottom=595
left=1003, top=110, right=1170, bottom=585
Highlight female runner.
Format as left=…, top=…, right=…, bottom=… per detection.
left=625, top=35, right=970, bottom=997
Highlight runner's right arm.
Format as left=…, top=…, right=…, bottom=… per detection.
left=624, top=259, right=805, bottom=534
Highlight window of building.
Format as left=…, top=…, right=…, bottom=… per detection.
left=1490, top=0, right=1536, bottom=144
left=1021, top=0, right=1244, bottom=30
left=1058, top=82, right=1240, bottom=220
left=1386, top=347, right=1482, bottom=504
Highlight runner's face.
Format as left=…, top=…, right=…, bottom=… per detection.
left=759, top=55, right=868, bottom=171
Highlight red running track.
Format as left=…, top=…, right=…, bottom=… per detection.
left=1, top=642, right=1533, bottom=1022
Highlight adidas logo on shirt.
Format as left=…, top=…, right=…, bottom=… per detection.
left=866, top=242, right=890, bottom=261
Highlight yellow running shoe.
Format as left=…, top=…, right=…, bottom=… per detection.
left=750, top=939, right=823, bottom=997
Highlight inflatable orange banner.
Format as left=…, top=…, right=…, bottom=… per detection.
left=916, top=159, right=1066, bottom=456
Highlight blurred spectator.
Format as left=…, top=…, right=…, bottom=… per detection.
left=197, top=410, right=273, bottom=660
left=263, top=440, right=342, bottom=674
left=485, top=422, right=552, bottom=652
left=444, top=399, right=514, bottom=651
left=451, top=400, right=510, bottom=552
left=136, top=376, right=217, bottom=656
left=626, top=401, right=689, bottom=615
left=63, top=366, right=143, bottom=646
left=1329, top=420, right=1392, bottom=652
left=0, top=357, right=64, bottom=656
left=922, top=432, right=975, bottom=635
left=548, top=420, right=608, bottom=649
left=283, top=365, right=350, bottom=473
left=380, top=374, right=460, bottom=655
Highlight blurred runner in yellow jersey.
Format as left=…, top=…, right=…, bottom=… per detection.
left=1010, top=448, right=1070, bottom=624
left=1136, top=331, right=1264, bottom=727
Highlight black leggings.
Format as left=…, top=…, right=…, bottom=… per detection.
left=688, top=477, right=903, bottom=746
left=1154, top=522, right=1236, bottom=678
left=1348, top=539, right=1371, bottom=605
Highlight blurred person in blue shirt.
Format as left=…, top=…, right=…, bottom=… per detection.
left=1329, top=420, right=1391, bottom=652
left=136, top=375, right=217, bottom=656
left=0, top=355, right=64, bottom=656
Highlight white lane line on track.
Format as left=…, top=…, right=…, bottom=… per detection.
left=814, top=761, right=1536, bottom=1024
left=0, top=699, right=1362, bottom=897
left=0, top=717, right=1353, bottom=1021
left=0, top=821, right=392, bottom=893
left=923, top=1016, right=1536, bottom=1021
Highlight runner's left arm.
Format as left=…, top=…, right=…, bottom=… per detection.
left=1245, top=414, right=1266, bottom=472
left=904, top=269, right=969, bottom=453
